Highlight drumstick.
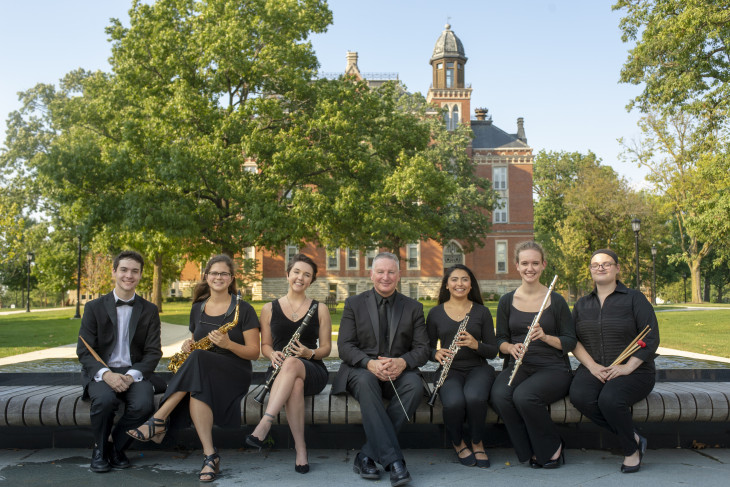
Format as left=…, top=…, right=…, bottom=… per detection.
left=79, top=336, right=109, bottom=368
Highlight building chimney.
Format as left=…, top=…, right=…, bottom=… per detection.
left=345, top=51, right=362, bottom=79
left=516, top=117, right=526, bottom=143
left=474, top=107, right=488, bottom=121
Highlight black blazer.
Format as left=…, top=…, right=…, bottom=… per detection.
left=77, top=291, right=162, bottom=393
left=332, top=288, right=429, bottom=395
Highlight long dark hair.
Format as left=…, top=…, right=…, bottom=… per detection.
left=192, top=255, right=237, bottom=303
left=437, top=264, right=484, bottom=305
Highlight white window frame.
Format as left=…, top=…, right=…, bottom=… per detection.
left=443, top=240, right=464, bottom=267
left=493, top=195, right=509, bottom=224
left=346, top=248, right=359, bottom=270
left=365, top=249, right=378, bottom=270
left=406, top=242, right=420, bottom=270
left=496, top=240, right=508, bottom=274
left=493, top=166, right=507, bottom=191
left=243, top=246, right=255, bottom=260
left=285, top=244, right=298, bottom=267
left=326, top=247, right=340, bottom=270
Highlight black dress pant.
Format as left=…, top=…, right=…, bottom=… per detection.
left=569, top=365, right=655, bottom=456
left=347, top=368, right=422, bottom=467
left=86, top=372, right=155, bottom=451
left=490, top=363, right=572, bottom=464
left=439, top=363, right=495, bottom=446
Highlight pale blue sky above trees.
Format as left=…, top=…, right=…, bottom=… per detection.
left=0, top=0, right=648, bottom=184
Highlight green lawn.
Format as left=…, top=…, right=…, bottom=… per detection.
left=1, top=302, right=727, bottom=359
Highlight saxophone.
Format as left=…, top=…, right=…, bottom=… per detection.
left=507, top=275, right=558, bottom=386
left=253, top=301, right=318, bottom=404
left=168, top=293, right=241, bottom=373
left=427, top=304, right=472, bottom=407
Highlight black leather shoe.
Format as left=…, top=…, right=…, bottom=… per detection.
left=353, top=452, right=379, bottom=480
left=245, top=434, right=266, bottom=451
left=90, top=446, right=110, bottom=473
left=529, top=457, right=542, bottom=468
left=621, top=462, right=641, bottom=473
left=542, top=440, right=566, bottom=469
left=388, top=460, right=411, bottom=487
left=294, top=463, right=310, bottom=474
left=108, top=442, right=130, bottom=469
left=636, top=433, right=647, bottom=461
left=455, top=446, right=476, bottom=466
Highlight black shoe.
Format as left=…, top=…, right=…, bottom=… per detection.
left=245, top=434, right=266, bottom=451
left=529, top=457, right=542, bottom=468
left=621, top=462, right=641, bottom=473
left=90, top=446, right=110, bottom=473
left=388, top=460, right=411, bottom=487
left=353, top=452, right=379, bottom=480
left=473, top=450, right=490, bottom=469
left=107, top=442, right=130, bottom=469
left=455, top=446, right=476, bottom=466
left=542, top=440, right=565, bottom=469
left=295, top=463, right=310, bottom=474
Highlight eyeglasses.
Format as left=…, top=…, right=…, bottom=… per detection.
left=589, top=262, right=616, bottom=270
left=207, top=271, right=232, bottom=279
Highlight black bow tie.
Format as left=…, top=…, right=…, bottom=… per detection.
left=116, top=299, right=135, bottom=307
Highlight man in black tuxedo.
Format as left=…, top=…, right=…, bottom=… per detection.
left=333, top=252, right=429, bottom=487
left=77, top=250, right=162, bottom=473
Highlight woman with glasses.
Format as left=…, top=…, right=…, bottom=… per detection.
left=126, top=255, right=260, bottom=482
left=569, top=249, right=659, bottom=474
left=427, top=264, right=497, bottom=468
left=246, top=254, right=332, bottom=474
left=490, top=241, right=575, bottom=469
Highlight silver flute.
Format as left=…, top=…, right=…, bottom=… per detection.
left=507, top=275, right=558, bottom=387
left=427, top=306, right=472, bottom=407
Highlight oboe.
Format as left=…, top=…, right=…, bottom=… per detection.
left=253, top=301, right=319, bottom=404
left=507, top=275, right=558, bottom=386
left=427, top=306, right=472, bottom=407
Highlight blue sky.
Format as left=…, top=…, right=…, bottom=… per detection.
left=0, top=0, right=648, bottom=184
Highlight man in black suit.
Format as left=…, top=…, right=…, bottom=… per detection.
left=333, top=252, right=429, bottom=487
left=77, top=250, right=162, bottom=473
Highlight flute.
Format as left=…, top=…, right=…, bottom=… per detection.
left=507, top=275, right=558, bottom=387
left=427, top=308, right=472, bottom=407
left=253, top=301, right=319, bottom=404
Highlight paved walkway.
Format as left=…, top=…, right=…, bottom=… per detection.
left=0, top=447, right=728, bottom=486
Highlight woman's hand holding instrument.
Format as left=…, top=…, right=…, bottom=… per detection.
left=507, top=275, right=558, bottom=387
left=427, top=304, right=473, bottom=407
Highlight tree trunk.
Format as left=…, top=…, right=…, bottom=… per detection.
left=151, top=253, right=163, bottom=312
left=690, top=259, right=703, bottom=303
left=718, top=282, right=724, bottom=303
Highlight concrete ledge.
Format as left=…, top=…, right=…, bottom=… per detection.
left=3, top=382, right=730, bottom=428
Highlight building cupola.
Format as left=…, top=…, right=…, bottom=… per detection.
left=430, top=24, right=467, bottom=89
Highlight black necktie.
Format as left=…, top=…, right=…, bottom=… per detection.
left=116, top=299, right=134, bottom=307
left=378, top=297, right=389, bottom=356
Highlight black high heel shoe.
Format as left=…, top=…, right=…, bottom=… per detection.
left=542, top=440, right=565, bottom=469
left=245, top=434, right=266, bottom=451
left=295, top=463, right=310, bottom=474
left=199, top=449, right=220, bottom=483
left=126, top=416, right=168, bottom=443
left=529, top=457, right=542, bottom=469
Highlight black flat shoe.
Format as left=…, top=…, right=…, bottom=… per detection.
left=621, top=462, right=641, bottom=473
left=353, top=452, right=379, bottom=480
left=456, top=446, right=476, bottom=466
left=245, top=434, right=266, bottom=451
left=529, top=457, right=542, bottom=469
left=542, top=440, right=566, bottom=469
left=90, top=446, right=110, bottom=473
left=388, top=460, right=411, bottom=487
left=295, top=463, right=310, bottom=474
left=473, top=450, right=490, bottom=469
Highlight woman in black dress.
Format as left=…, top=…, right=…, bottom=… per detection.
left=126, top=255, right=260, bottom=482
left=246, top=254, right=332, bottom=473
left=427, top=264, right=497, bottom=468
left=569, top=249, right=659, bottom=473
left=490, top=241, right=575, bottom=468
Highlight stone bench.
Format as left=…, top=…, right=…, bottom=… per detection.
left=2, top=382, right=730, bottom=428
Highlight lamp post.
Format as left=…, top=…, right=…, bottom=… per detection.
left=631, top=218, right=641, bottom=290
left=651, top=245, right=657, bottom=305
left=26, top=252, right=34, bottom=312
left=682, top=273, right=687, bottom=303
left=73, top=235, right=82, bottom=319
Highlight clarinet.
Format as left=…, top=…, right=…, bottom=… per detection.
left=427, top=305, right=472, bottom=407
left=507, top=275, right=558, bottom=386
left=253, top=301, right=319, bottom=404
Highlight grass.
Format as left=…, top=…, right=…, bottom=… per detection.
left=1, top=302, right=727, bottom=359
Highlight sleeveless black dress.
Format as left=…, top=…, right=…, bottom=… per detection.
left=267, top=299, right=328, bottom=396
left=162, top=296, right=259, bottom=428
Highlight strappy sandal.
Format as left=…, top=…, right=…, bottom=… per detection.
left=126, top=416, right=168, bottom=443
left=199, top=449, right=220, bottom=483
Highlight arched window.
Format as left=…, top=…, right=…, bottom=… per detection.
left=443, top=240, right=464, bottom=268
left=450, top=105, right=459, bottom=131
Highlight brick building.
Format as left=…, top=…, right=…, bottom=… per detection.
left=172, top=25, right=534, bottom=301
